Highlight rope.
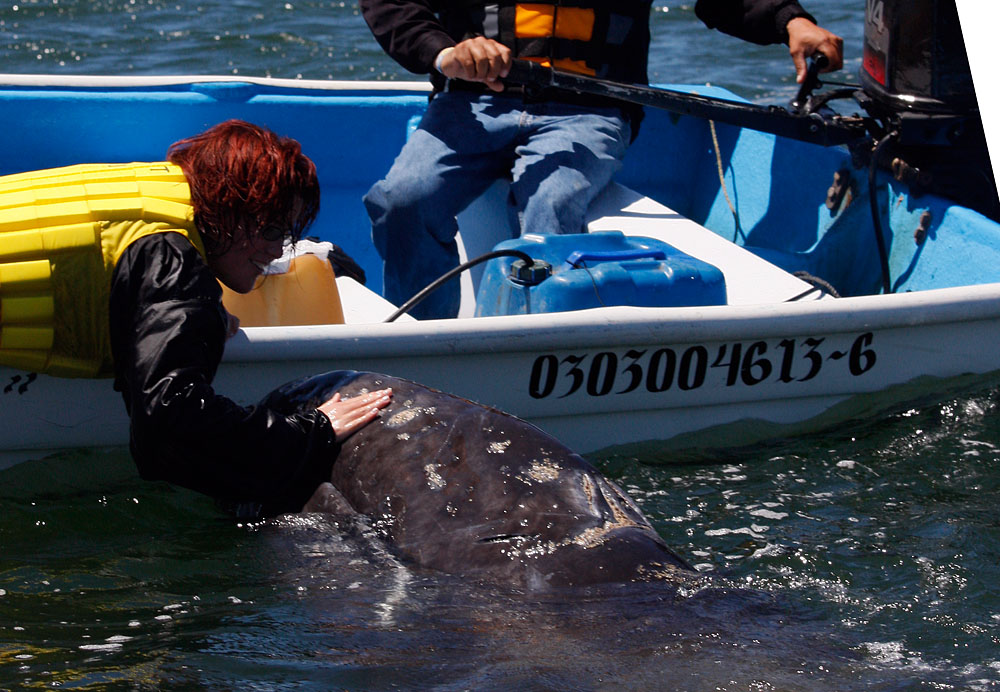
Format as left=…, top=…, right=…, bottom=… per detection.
left=868, top=130, right=899, bottom=295
left=709, top=119, right=743, bottom=242
left=787, top=271, right=841, bottom=301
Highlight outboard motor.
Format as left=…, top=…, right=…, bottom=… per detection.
left=859, top=0, right=997, bottom=219
left=862, top=0, right=975, bottom=113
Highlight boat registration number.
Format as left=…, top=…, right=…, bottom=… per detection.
left=527, top=332, right=877, bottom=399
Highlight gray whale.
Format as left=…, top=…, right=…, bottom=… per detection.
left=263, top=371, right=692, bottom=589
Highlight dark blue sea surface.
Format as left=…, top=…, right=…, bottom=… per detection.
left=0, top=0, right=865, bottom=101
left=2, top=2, right=999, bottom=689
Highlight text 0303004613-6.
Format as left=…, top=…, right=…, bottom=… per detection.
left=527, top=333, right=877, bottom=399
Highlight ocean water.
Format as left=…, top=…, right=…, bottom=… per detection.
left=2, top=1, right=1000, bottom=690
left=0, top=0, right=865, bottom=100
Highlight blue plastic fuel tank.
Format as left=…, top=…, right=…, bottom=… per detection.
left=475, top=231, right=727, bottom=316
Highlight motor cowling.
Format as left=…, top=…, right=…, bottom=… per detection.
left=861, top=0, right=975, bottom=115
left=859, top=0, right=997, bottom=220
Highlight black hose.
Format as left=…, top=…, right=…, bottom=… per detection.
left=384, top=249, right=535, bottom=322
left=868, top=130, right=899, bottom=295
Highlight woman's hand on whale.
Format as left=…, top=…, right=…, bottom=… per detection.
left=316, top=388, right=393, bottom=442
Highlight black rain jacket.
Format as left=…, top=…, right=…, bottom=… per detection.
left=109, top=232, right=339, bottom=518
left=359, top=0, right=815, bottom=80
left=695, top=0, right=816, bottom=46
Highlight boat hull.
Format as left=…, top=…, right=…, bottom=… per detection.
left=5, top=281, right=1000, bottom=465
left=1, top=74, right=998, bottom=464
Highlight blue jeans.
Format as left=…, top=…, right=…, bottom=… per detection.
left=364, top=91, right=632, bottom=319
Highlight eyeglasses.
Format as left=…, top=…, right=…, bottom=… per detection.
left=259, top=223, right=291, bottom=243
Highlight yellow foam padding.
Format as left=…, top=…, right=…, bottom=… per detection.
left=515, top=4, right=593, bottom=40
left=0, top=348, right=102, bottom=378
left=1, top=295, right=54, bottom=323
left=0, top=162, right=187, bottom=192
left=0, top=325, right=54, bottom=350
left=0, top=259, right=52, bottom=292
left=0, top=191, right=191, bottom=232
left=0, top=162, right=197, bottom=379
left=0, top=163, right=192, bottom=232
left=44, top=353, right=102, bottom=378
left=0, top=224, right=101, bottom=262
left=220, top=254, right=346, bottom=328
left=0, top=348, right=102, bottom=377
left=138, top=198, right=195, bottom=225
left=0, top=200, right=96, bottom=233
left=0, top=348, right=48, bottom=372
left=137, top=180, right=195, bottom=203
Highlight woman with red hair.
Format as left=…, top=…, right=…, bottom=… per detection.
left=0, top=120, right=390, bottom=517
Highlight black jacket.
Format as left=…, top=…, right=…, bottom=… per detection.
left=695, top=0, right=816, bottom=46
left=109, top=232, right=339, bottom=517
left=360, top=0, right=815, bottom=80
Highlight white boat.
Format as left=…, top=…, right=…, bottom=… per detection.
left=1, top=35, right=998, bottom=467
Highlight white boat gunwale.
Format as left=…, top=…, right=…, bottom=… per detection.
left=229, top=282, right=1000, bottom=360
left=0, top=73, right=434, bottom=92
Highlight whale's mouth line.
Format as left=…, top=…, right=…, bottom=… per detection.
left=478, top=533, right=540, bottom=544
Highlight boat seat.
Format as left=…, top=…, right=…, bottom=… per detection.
left=455, top=181, right=831, bottom=316
left=585, top=183, right=833, bottom=305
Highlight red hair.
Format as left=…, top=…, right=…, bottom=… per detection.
left=167, top=119, right=320, bottom=251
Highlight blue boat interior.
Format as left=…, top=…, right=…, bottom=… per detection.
left=2, top=79, right=998, bottom=302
